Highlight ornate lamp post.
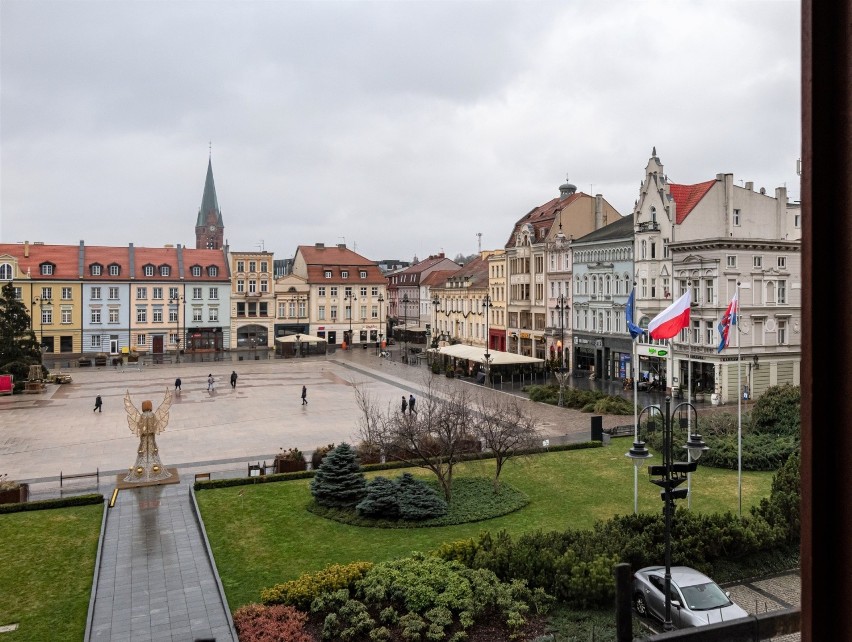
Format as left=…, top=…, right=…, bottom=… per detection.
left=377, top=293, right=385, bottom=350
left=402, top=293, right=409, bottom=362
left=344, top=292, right=357, bottom=348
left=32, top=295, right=50, bottom=349
left=626, top=398, right=708, bottom=631
left=482, top=295, right=493, bottom=387
left=431, top=294, right=441, bottom=347
left=169, top=295, right=184, bottom=363
left=553, top=294, right=569, bottom=406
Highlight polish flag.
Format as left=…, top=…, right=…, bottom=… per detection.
left=648, top=291, right=691, bottom=340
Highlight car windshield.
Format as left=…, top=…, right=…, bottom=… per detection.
left=679, top=581, right=733, bottom=610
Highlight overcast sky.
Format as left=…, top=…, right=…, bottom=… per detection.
left=1, top=0, right=800, bottom=264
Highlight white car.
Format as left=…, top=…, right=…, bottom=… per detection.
left=632, top=566, right=749, bottom=628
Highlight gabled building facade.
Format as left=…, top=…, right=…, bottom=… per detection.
left=229, top=250, right=275, bottom=351
left=430, top=253, right=491, bottom=351
left=387, top=253, right=460, bottom=339
left=631, top=149, right=801, bottom=401
left=291, top=243, right=386, bottom=347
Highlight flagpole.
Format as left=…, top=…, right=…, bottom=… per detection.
left=736, top=282, right=742, bottom=517
left=687, top=281, right=693, bottom=509
left=633, top=336, right=639, bottom=514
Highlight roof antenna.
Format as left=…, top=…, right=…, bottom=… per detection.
left=476, top=232, right=482, bottom=253
left=339, top=236, right=346, bottom=247
left=257, top=240, right=264, bottom=252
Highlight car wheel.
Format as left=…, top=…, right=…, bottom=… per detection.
left=634, top=592, right=649, bottom=617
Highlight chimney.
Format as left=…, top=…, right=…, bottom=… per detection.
left=338, top=243, right=346, bottom=249
left=315, top=243, right=325, bottom=249
left=745, top=181, right=754, bottom=191
left=24, top=241, right=29, bottom=258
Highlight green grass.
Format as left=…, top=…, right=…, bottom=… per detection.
left=196, top=443, right=774, bottom=609
left=0, top=503, right=104, bottom=641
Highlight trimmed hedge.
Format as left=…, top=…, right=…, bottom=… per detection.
left=0, top=493, right=104, bottom=514
left=194, top=441, right=603, bottom=491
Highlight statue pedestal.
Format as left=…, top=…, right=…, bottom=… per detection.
left=115, top=468, right=181, bottom=489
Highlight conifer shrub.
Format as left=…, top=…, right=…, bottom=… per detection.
left=355, top=476, right=400, bottom=519
left=261, top=562, right=374, bottom=610
left=396, top=472, right=448, bottom=520
left=309, top=442, right=367, bottom=509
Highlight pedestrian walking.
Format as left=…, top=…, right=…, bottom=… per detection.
left=301, top=385, right=308, bottom=405
left=401, top=395, right=407, bottom=414
left=207, top=374, right=214, bottom=392
left=93, top=395, right=103, bottom=413
left=174, top=377, right=182, bottom=391
left=409, top=394, right=416, bottom=414
left=230, top=370, right=238, bottom=389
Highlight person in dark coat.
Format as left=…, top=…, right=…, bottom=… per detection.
left=301, top=385, right=308, bottom=405
left=409, top=394, right=416, bottom=414
left=230, top=371, right=238, bottom=389
left=401, top=395, right=407, bottom=414
left=93, top=395, right=103, bottom=412
left=174, top=377, right=182, bottom=391
left=207, top=374, right=214, bottom=392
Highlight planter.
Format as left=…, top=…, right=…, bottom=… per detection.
left=274, top=457, right=307, bottom=474
left=0, top=483, right=29, bottom=505
left=694, top=392, right=705, bottom=403
left=711, top=393, right=722, bottom=405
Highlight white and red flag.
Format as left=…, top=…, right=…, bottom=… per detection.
left=648, top=290, right=691, bottom=340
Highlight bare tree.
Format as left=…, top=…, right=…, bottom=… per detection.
left=354, top=377, right=476, bottom=502
left=472, top=395, right=541, bottom=492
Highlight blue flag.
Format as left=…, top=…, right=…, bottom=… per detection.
left=626, top=288, right=644, bottom=340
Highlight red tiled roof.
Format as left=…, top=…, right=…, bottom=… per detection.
left=0, top=243, right=85, bottom=280
left=445, top=255, right=488, bottom=288
left=297, top=245, right=385, bottom=285
left=421, top=269, right=460, bottom=287
left=668, top=180, right=716, bottom=224
left=504, top=192, right=585, bottom=248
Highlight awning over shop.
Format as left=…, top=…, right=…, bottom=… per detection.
left=275, top=334, right=326, bottom=344
left=428, top=344, right=544, bottom=365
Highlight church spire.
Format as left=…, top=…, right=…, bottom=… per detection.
left=195, top=153, right=224, bottom=249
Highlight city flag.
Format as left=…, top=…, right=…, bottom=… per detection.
left=648, top=290, right=691, bottom=340
left=717, top=289, right=739, bottom=353
left=626, top=287, right=644, bottom=339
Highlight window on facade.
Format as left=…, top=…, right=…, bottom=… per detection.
left=41, top=286, right=52, bottom=300
left=41, top=263, right=54, bottom=275
left=360, top=271, right=367, bottom=278
left=330, top=306, right=338, bottom=320
left=137, top=287, right=147, bottom=299
left=726, top=255, right=737, bottom=268
left=705, top=281, right=715, bottom=305
left=733, top=208, right=741, bottom=225
left=318, top=305, right=326, bottom=320
left=160, top=266, right=170, bottom=276
left=193, top=287, right=202, bottom=299
left=153, top=308, right=163, bottom=323
left=0, top=263, right=12, bottom=280
left=169, top=307, right=178, bottom=322
left=209, top=287, right=218, bottom=300
left=651, top=242, right=656, bottom=259
left=136, top=308, right=147, bottom=323
left=109, top=264, right=120, bottom=276
left=663, top=238, right=670, bottom=259
left=778, top=319, right=787, bottom=345
left=650, top=280, right=656, bottom=299
left=169, top=287, right=179, bottom=299
left=91, top=264, right=102, bottom=276
left=41, top=307, right=52, bottom=324
left=778, top=256, right=787, bottom=269
left=109, top=308, right=119, bottom=323
left=259, top=302, right=268, bottom=316
left=318, top=286, right=326, bottom=296
left=236, top=302, right=246, bottom=317
left=704, top=321, right=714, bottom=345
left=641, top=240, right=647, bottom=259
left=778, top=280, right=787, bottom=304
left=330, top=286, right=338, bottom=297
left=753, top=256, right=763, bottom=269
left=61, top=287, right=72, bottom=300
left=794, top=213, right=800, bottom=227
left=360, top=287, right=367, bottom=297
left=137, top=334, right=146, bottom=347
left=691, top=320, right=700, bottom=345
left=57, top=308, right=69, bottom=324
left=153, top=287, right=163, bottom=299
left=324, top=271, right=332, bottom=278
left=193, top=308, right=203, bottom=322
left=260, top=261, right=267, bottom=272
left=249, top=261, right=257, bottom=272
left=209, top=308, right=218, bottom=322
left=260, top=280, right=268, bottom=293
left=192, top=266, right=202, bottom=277
left=91, top=309, right=101, bottom=323
left=371, top=305, right=378, bottom=319
left=237, top=280, right=245, bottom=293
left=91, top=335, right=101, bottom=348
left=209, top=266, right=218, bottom=277
left=144, top=265, right=154, bottom=276
left=237, top=261, right=245, bottom=272
left=248, top=280, right=256, bottom=294
left=341, top=270, right=349, bottom=279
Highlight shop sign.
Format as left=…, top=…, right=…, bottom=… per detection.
left=520, top=332, right=530, bottom=339
left=648, top=347, right=668, bottom=357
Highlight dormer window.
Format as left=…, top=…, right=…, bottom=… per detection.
left=144, top=265, right=155, bottom=277
left=208, top=266, right=218, bottom=277
left=0, top=263, right=12, bottom=281
left=341, top=270, right=349, bottom=279
left=40, top=263, right=54, bottom=276
left=90, top=264, right=103, bottom=276
left=191, top=265, right=201, bottom=277
left=360, top=271, right=367, bottom=278
left=160, top=265, right=170, bottom=277
left=325, top=271, right=332, bottom=278
left=109, top=264, right=120, bottom=276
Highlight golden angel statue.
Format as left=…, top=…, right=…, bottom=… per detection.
left=123, top=388, right=174, bottom=483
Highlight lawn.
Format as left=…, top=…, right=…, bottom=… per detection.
left=196, top=442, right=774, bottom=609
left=0, top=503, right=104, bottom=642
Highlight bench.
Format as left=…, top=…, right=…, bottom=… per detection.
left=194, top=472, right=211, bottom=482
left=603, top=425, right=635, bottom=437
left=60, top=468, right=99, bottom=488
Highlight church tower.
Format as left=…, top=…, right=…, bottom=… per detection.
left=195, top=155, right=224, bottom=249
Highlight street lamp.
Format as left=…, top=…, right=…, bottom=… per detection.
left=482, top=295, right=493, bottom=387
left=554, top=294, right=569, bottom=407
left=32, top=296, right=50, bottom=348
left=376, top=293, right=385, bottom=354
left=431, top=294, right=441, bottom=347
left=402, top=293, right=409, bottom=362
left=627, top=398, right=708, bottom=632
left=169, top=296, right=184, bottom=363
left=344, top=292, right=357, bottom=348
left=295, top=334, right=301, bottom=359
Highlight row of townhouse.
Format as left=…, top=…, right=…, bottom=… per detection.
left=387, top=150, right=801, bottom=403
